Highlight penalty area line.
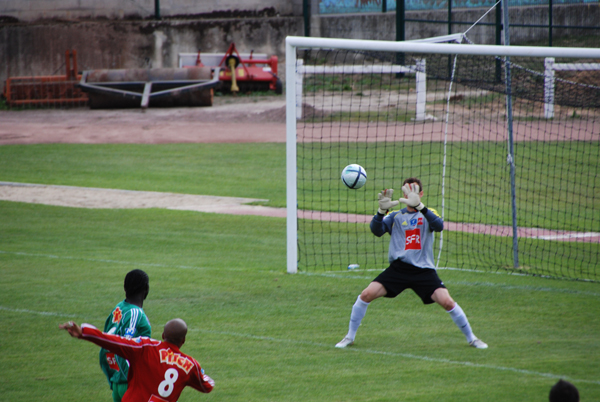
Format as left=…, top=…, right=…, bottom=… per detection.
left=192, top=328, right=600, bottom=386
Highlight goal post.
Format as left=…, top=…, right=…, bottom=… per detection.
left=295, top=60, right=427, bottom=121
left=286, top=36, right=600, bottom=280
left=285, top=39, right=298, bottom=274
left=544, top=57, right=600, bottom=119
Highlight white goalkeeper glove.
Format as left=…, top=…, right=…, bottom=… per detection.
left=399, top=183, right=425, bottom=211
left=377, top=189, right=399, bottom=214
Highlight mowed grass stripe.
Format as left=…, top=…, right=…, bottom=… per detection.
left=2, top=248, right=598, bottom=298
left=1, top=302, right=597, bottom=386
left=194, top=329, right=600, bottom=386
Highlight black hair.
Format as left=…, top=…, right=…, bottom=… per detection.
left=403, top=177, right=423, bottom=192
left=124, top=269, right=149, bottom=299
left=549, top=379, right=579, bottom=402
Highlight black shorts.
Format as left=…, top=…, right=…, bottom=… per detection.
left=373, top=259, right=446, bottom=304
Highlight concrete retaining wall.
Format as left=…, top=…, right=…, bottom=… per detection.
left=0, top=17, right=304, bottom=84
left=1, top=4, right=598, bottom=86
left=0, top=0, right=303, bottom=21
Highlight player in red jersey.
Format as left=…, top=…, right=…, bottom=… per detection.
left=60, top=318, right=214, bottom=402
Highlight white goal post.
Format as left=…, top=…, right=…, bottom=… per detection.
left=295, top=59, right=427, bottom=120
left=285, top=36, right=600, bottom=274
left=544, top=57, right=600, bottom=119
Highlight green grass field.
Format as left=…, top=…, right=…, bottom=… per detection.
left=1, top=143, right=599, bottom=401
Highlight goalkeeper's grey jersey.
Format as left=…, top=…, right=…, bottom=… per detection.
left=370, top=207, right=443, bottom=269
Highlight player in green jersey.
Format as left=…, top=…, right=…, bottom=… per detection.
left=99, top=269, right=151, bottom=402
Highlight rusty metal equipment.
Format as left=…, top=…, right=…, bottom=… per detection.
left=2, top=50, right=88, bottom=107
left=180, top=43, right=282, bottom=94
left=79, top=66, right=219, bottom=109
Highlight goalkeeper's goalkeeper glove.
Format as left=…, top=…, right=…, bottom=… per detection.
left=378, top=189, right=399, bottom=214
left=399, top=183, right=425, bottom=211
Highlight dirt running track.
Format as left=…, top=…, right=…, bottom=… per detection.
left=0, top=97, right=287, bottom=145
left=1, top=97, right=598, bottom=243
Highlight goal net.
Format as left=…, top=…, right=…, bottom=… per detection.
left=285, top=36, right=600, bottom=281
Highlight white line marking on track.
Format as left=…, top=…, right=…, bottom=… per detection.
left=534, top=232, right=600, bottom=240
left=192, top=329, right=600, bottom=386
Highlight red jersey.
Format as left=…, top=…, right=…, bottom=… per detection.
left=81, top=324, right=214, bottom=402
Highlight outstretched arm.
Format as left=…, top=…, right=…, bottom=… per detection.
left=60, top=321, right=158, bottom=361
left=371, top=189, right=398, bottom=236
left=59, top=321, right=83, bottom=338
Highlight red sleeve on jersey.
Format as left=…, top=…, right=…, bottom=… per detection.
left=81, top=323, right=159, bottom=361
left=186, top=356, right=215, bottom=394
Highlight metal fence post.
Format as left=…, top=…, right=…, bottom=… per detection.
left=396, top=0, right=405, bottom=67
left=502, top=0, right=519, bottom=269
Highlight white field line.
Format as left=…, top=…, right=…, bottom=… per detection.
left=2, top=304, right=598, bottom=385
left=192, top=328, right=600, bottom=386
left=3, top=251, right=599, bottom=386
left=0, top=250, right=210, bottom=271
left=0, top=305, right=78, bottom=318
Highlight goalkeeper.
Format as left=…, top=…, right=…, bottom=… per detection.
left=336, top=177, right=488, bottom=349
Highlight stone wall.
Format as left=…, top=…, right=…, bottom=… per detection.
left=1, top=3, right=598, bottom=85
left=0, top=0, right=303, bottom=21
left=0, top=17, right=304, bottom=84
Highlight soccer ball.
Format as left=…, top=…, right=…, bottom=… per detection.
left=341, top=164, right=367, bottom=189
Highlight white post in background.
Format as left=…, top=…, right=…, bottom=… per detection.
left=296, top=62, right=425, bottom=121
left=415, top=59, right=427, bottom=121
left=296, top=59, right=304, bottom=120
left=285, top=39, right=298, bottom=274
left=544, top=57, right=555, bottom=119
left=153, top=31, right=166, bottom=68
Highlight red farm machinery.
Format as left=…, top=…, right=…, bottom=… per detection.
left=179, top=43, right=282, bottom=94
left=2, top=50, right=88, bottom=108
left=2, top=43, right=281, bottom=109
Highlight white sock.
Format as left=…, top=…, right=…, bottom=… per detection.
left=448, top=303, right=476, bottom=343
left=347, top=295, right=369, bottom=340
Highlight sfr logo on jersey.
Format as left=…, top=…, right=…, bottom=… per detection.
left=159, top=348, right=194, bottom=374
left=106, top=352, right=120, bottom=371
left=405, top=229, right=422, bottom=250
